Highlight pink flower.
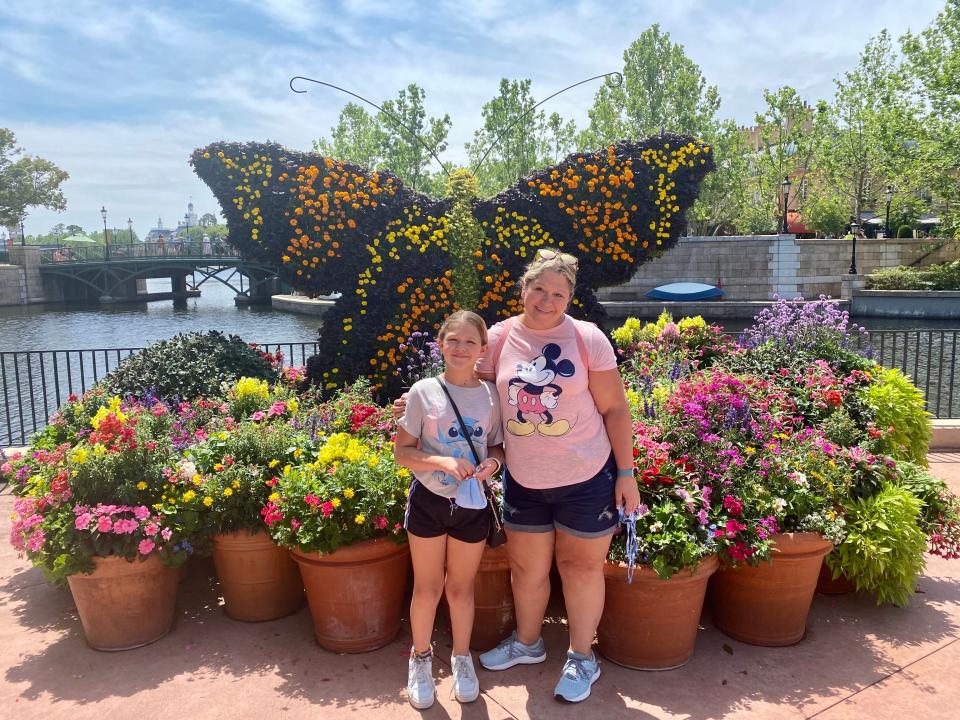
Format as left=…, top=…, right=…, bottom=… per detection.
left=0, top=462, right=12, bottom=476
left=722, top=496, right=743, bottom=516
left=161, top=527, right=173, bottom=540
left=267, top=401, right=287, bottom=417
left=133, top=505, right=150, bottom=521
left=26, top=529, right=45, bottom=552
left=250, top=411, right=266, bottom=421
left=291, top=519, right=301, bottom=530
left=697, top=509, right=709, bottom=525
left=144, top=523, right=159, bottom=536
left=373, top=515, right=388, bottom=530
left=97, top=516, right=113, bottom=533
left=304, top=493, right=321, bottom=507
left=75, top=513, right=92, bottom=530
left=321, top=502, right=334, bottom=518
left=138, top=539, right=156, bottom=555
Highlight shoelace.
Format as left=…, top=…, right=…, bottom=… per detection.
left=409, top=655, right=432, bottom=688
left=619, top=507, right=640, bottom=584
left=562, top=656, right=594, bottom=682
left=450, top=656, right=475, bottom=699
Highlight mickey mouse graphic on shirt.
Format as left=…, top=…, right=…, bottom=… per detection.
left=506, top=343, right=575, bottom=437
left=433, top=416, right=484, bottom=486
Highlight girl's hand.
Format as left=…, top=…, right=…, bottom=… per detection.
left=615, top=474, right=641, bottom=515
left=392, top=393, right=408, bottom=419
left=437, top=456, right=475, bottom=482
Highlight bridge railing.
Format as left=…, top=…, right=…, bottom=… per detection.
left=39, top=241, right=242, bottom=264
left=2, top=331, right=958, bottom=448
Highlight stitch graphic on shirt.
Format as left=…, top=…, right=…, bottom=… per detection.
left=432, top=415, right=484, bottom=486
left=506, top=343, right=574, bottom=437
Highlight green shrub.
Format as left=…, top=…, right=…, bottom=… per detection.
left=859, top=367, right=932, bottom=465
left=923, top=259, right=960, bottom=290
left=827, top=483, right=927, bottom=606
left=103, top=331, right=278, bottom=401
left=894, top=461, right=958, bottom=534
left=865, top=266, right=930, bottom=290
left=897, top=224, right=913, bottom=238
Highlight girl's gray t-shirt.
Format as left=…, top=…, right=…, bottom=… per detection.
left=398, top=378, right=503, bottom=499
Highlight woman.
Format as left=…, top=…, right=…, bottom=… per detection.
left=396, top=248, right=640, bottom=703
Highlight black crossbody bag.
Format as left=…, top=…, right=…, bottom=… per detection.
left=435, top=379, right=507, bottom=548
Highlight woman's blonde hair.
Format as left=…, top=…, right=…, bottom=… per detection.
left=437, top=310, right=488, bottom=346
left=520, top=247, right=578, bottom=294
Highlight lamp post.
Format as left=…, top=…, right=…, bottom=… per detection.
left=100, top=206, right=109, bottom=260
left=128, top=218, right=134, bottom=246
left=884, top=185, right=894, bottom=239
left=848, top=221, right=859, bottom=275
left=184, top=213, right=191, bottom=254
left=780, top=175, right=792, bottom=234
left=19, top=218, right=25, bottom=246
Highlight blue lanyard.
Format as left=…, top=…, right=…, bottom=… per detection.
left=618, top=507, right=639, bottom=584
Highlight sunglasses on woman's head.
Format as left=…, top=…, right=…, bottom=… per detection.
left=534, top=248, right=579, bottom=268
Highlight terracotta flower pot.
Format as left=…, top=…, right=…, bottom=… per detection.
left=470, top=544, right=516, bottom=651
left=212, top=529, right=305, bottom=622
left=710, top=532, right=833, bottom=647
left=291, top=538, right=410, bottom=653
left=67, top=554, right=179, bottom=651
left=816, top=558, right=856, bottom=595
left=598, top=555, right=719, bottom=670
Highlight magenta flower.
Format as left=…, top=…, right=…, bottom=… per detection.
left=75, top=513, right=92, bottom=530
left=138, top=539, right=155, bottom=555
left=97, top=516, right=113, bottom=533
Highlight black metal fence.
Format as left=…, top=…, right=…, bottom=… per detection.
left=39, top=241, right=241, bottom=264
left=1, top=342, right=319, bottom=448
left=1, top=332, right=958, bottom=448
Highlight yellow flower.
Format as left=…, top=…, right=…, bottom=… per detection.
left=294, top=447, right=303, bottom=459
left=92, top=443, right=107, bottom=458
left=136, top=481, right=148, bottom=490
left=234, top=377, right=270, bottom=400
left=183, top=490, right=197, bottom=502
left=744, top=447, right=756, bottom=455
left=232, top=480, right=240, bottom=490
left=203, top=496, right=214, bottom=507
left=269, top=459, right=280, bottom=468
left=343, top=488, right=355, bottom=499
left=70, top=447, right=89, bottom=465
left=283, top=464, right=292, bottom=476
left=223, top=487, right=233, bottom=497
left=213, top=463, right=224, bottom=472
left=269, top=492, right=280, bottom=503
left=398, top=467, right=411, bottom=479
left=192, top=474, right=203, bottom=486
left=331, top=498, right=341, bottom=508
left=354, top=514, right=365, bottom=524
left=288, top=398, right=299, bottom=414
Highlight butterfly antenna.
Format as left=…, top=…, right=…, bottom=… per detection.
left=289, top=76, right=450, bottom=178
left=469, top=72, right=623, bottom=176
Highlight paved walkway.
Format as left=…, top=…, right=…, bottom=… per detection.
left=2, top=455, right=959, bottom=720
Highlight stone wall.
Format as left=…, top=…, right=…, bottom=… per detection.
left=598, top=235, right=958, bottom=301
left=0, top=264, right=26, bottom=305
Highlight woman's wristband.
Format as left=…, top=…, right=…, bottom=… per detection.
left=616, top=468, right=634, bottom=478
left=486, top=458, right=502, bottom=474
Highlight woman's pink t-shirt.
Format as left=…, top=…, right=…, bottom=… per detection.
left=477, top=315, right=617, bottom=489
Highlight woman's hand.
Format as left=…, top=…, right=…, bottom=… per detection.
left=614, top=474, right=641, bottom=515
left=436, top=456, right=475, bottom=482
left=392, top=392, right=408, bottom=419
left=474, top=458, right=500, bottom=483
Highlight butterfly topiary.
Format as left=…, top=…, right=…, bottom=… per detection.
left=191, top=133, right=714, bottom=399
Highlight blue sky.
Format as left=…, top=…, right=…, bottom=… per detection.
left=0, top=0, right=947, bottom=239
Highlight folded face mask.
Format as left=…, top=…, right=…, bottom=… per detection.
left=455, top=476, right=488, bottom=510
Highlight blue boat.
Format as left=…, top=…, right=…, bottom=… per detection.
left=645, top=282, right=725, bottom=301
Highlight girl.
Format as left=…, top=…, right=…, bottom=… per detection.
left=394, top=310, right=505, bottom=710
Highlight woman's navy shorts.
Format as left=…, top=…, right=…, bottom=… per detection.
left=501, top=453, right=618, bottom=538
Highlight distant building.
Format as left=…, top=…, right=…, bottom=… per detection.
left=175, top=199, right=199, bottom=237
left=145, top=218, right=174, bottom=243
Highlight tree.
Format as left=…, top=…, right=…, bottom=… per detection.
left=813, top=32, right=920, bottom=232
left=738, top=87, right=820, bottom=232
left=902, top=0, right=960, bottom=236
left=0, top=128, right=69, bottom=231
left=577, top=24, right=720, bottom=148
left=465, top=78, right=577, bottom=196
left=199, top=212, right=217, bottom=228
left=313, top=84, right=451, bottom=195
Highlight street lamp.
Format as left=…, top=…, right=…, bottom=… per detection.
left=884, top=185, right=894, bottom=239
left=184, top=213, right=191, bottom=254
left=100, top=206, right=109, bottom=260
left=128, top=218, right=134, bottom=244
left=780, top=175, right=792, bottom=234
left=848, top=221, right=860, bottom=275
left=19, top=218, right=25, bottom=246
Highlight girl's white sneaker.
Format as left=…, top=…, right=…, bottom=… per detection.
left=407, top=650, right=435, bottom=709
left=451, top=652, right=480, bottom=703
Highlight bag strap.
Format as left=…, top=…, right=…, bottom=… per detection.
left=435, top=378, right=482, bottom=465
left=489, top=315, right=590, bottom=372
